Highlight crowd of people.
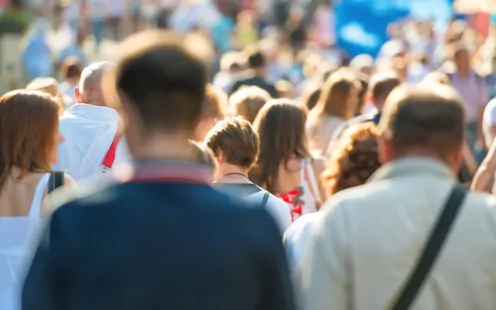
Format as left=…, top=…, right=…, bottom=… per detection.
left=2, top=0, right=496, bottom=309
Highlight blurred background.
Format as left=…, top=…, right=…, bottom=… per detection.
left=0, top=0, right=495, bottom=94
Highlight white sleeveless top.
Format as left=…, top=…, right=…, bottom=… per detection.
left=0, top=173, right=49, bottom=310
left=299, top=158, right=321, bottom=215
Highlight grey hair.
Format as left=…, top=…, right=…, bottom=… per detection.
left=78, top=62, right=115, bottom=94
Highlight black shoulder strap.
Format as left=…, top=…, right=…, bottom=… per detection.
left=48, top=171, right=65, bottom=194
left=260, top=192, right=270, bottom=208
left=390, top=185, right=468, bottom=310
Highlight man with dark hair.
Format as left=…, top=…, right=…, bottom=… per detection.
left=205, top=116, right=292, bottom=232
left=298, top=85, right=496, bottom=310
left=326, top=71, right=401, bottom=156
left=22, top=30, right=295, bottom=310
left=59, top=57, right=83, bottom=106
left=230, top=48, right=278, bottom=98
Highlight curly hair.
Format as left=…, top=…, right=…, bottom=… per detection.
left=322, top=122, right=381, bottom=198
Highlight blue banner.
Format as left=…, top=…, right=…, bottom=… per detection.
left=334, top=0, right=453, bottom=58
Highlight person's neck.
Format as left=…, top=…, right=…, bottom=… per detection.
left=457, top=67, right=471, bottom=78
left=217, top=163, right=251, bottom=183
left=387, top=148, right=457, bottom=174
left=132, top=133, right=194, bottom=163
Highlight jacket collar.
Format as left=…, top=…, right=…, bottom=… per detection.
left=369, top=157, right=455, bottom=183
left=62, top=103, right=119, bottom=122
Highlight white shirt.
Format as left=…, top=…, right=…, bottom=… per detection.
left=0, top=174, right=48, bottom=310
left=297, top=157, right=496, bottom=310
left=54, top=104, right=129, bottom=183
left=483, top=98, right=496, bottom=148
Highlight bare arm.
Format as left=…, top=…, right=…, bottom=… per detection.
left=472, top=140, right=496, bottom=193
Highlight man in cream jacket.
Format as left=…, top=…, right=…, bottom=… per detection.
left=297, top=85, right=496, bottom=309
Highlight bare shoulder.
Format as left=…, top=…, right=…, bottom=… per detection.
left=63, top=174, right=76, bottom=188
left=311, top=156, right=326, bottom=175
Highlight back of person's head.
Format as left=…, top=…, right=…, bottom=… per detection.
left=250, top=99, right=310, bottom=192
left=368, top=71, right=401, bottom=109
left=205, top=116, right=259, bottom=171
left=195, top=85, right=228, bottom=141
left=379, top=85, right=465, bottom=170
left=350, top=54, right=374, bottom=76
left=230, top=86, right=271, bottom=123
left=322, top=122, right=381, bottom=198
left=220, top=51, right=245, bottom=73
left=302, top=86, right=322, bottom=111
left=422, top=72, right=451, bottom=86
left=313, top=72, right=359, bottom=119
left=245, top=47, right=266, bottom=69
left=77, top=62, right=115, bottom=106
left=201, top=85, right=227, bottom=120
left=26, top=77, right=64, bottom=112
left=187, top=140, right=217, bottom=172
left=59, top=57, right=83, bottom=81
left=0, top=90, right=61, bottom=189
left=110, top=30, right=207, bottom=137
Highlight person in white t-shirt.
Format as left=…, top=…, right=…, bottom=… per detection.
left=54, top=62, right=130, bottom=183
left=205, top=116, right=292, bottom=233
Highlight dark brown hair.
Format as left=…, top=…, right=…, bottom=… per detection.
left=249, top=99, right=311, bottom=192
left=0, top=90, right=60, bottom=190
left=113, top=30, right=207, bottom=133
left=311, top=72, right=358, bottom=119
left=380, top=85, right=465, bottom=159
left=322, top=122, right=381, bottom=197
left=302, top=86, right=322, bottom=111
left=59, top=57, right=83, bottom=80
left=369, top=72, right=401, bottom=104
left=205, top=117, right=259, bottom=169
left=231, top=86, right=271, bottom=123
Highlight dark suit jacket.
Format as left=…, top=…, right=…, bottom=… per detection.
left=230, top=76, right=278, bottom=99
left=22, top=182, right=295, bottom=310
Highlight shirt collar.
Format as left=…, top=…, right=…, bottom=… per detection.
left=368, top=157, right=455, bottom=183
left=62, top=103, right=119, bottom=122
left=115, top=160, right=214, bottom=185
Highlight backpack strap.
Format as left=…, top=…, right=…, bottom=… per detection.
left=48, top=171, right=65, bottom=194
left=260, top=191, right=270, bottom=208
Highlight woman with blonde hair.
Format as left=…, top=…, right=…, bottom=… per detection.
left=306, top=72, right=359, bottom=155
left=0, top=90, right=75, bottom=310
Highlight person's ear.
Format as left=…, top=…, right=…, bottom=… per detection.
left=216, top=149, right=224, bottom=164
left=75, top=86, right=82, bottom=103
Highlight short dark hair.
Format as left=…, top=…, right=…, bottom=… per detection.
left=205, top=117, right=259, bottom=169
left=246, top=48, right=266, bottom=69
left=369, top=72, right=401, bottom=104
left=59, top=57, right=83, bottom=80
left=113, top=30, right=207, bottom=132
left=380, top=85, right=465, bottom=158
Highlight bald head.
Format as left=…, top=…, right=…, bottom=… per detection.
left=76, top=62, right=115, bottom=106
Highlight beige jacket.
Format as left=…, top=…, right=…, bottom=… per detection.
left=297, top=157, right=496, bottom=310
